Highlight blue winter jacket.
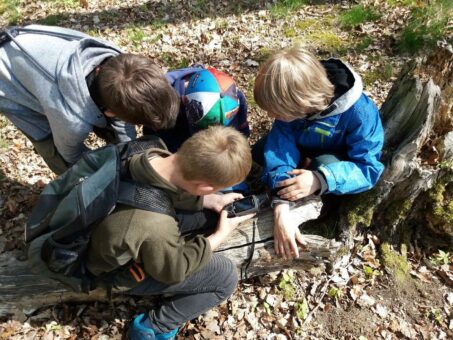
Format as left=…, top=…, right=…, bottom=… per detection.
left=144, top=66, right=249, bottom=153
left=263, top=60, right=384, bottom=195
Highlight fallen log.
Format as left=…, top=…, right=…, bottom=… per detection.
left=0, top=197, right=340, bottom=319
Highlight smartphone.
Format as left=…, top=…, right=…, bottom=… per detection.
left=223, top=194, right=269, bottom=218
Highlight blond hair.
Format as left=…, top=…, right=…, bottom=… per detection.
left=178, top=126, right=252, bottom=188
left=254, top=47, right=334, bottom=119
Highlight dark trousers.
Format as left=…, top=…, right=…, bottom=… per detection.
left=128, top=209, right=237, bottom=333
left=252, top=135, right=345, bottom=171
left=26, top=134, right=69, bottom=175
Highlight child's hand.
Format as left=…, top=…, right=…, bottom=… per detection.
left=273, top=204, right=306, bottom=259
left=203, top=192, right=244, bottom=213
left=217, top=210, right=255, bottom=234
left=208, top=210, right=255, bottom=250
left=276, top=169, right=321, bottom=201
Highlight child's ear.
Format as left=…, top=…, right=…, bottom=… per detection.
left=195, top=182, right=216, bottom=195
left=104, top=110, right=116, bottom=118
left=181, top=95, right=189, bottom=105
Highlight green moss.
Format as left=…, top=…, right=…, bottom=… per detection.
left=173, top=57, right=190, bottom=69
left=384, top=198, right=413, bottom=226
left=0, top=116, right=8, bottom=129
left=98, top=11, right=119, bottom=22
left=295, top=19, right=318, bottom=31
left=270, top=0, right=309, bottom=19
left=386, top=0, right=418, bottom=7
left=127, top=27, right=146, bottom=47
left=283, top=26, right=298, bottom=38
left=0, top=0, right=21, bottom=25
left=0, top=137, right=7, bottom=151
left=160, top=52, right=174, bottom=67
left=216, top=19, right=229, bottom=30
left=362, top=64, right=393, bottom=86
left=39, top=14, right=63, bottom=26
left=59, top=0, right=79, bottom=8
left=380, top=242, right=410, bottom=284
left=339, top=4, right=380, bottom=29
left=160, top=53, right=189, bottom=69
left=426, top=179, right=453, bottom=235
left=355, top=36, right=373, bottom=52
left=245, top=77, right=256, bottom=109
left=85, top=29, right=100, bottom=37
left=362, top=71, right=380, bottom=86
left=305, top=31, right=348, bottom=54
left=336, top=246, right=350, bottom=257
left=343, top=190, right=379, bottom=230
left=255, top=47, right=274, bottom=62
left=150, top=18, right=167, bottom=30
left=396, top=0, right=452, bottom=54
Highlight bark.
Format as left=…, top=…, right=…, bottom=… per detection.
left=334, top=42, right=453, bottom=247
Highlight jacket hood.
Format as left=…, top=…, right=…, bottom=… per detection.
left=165, top=66, right=204, bottom=96
left=55, top=37, right=122, bottom=127
left=308, top=59, right=363, bottom=120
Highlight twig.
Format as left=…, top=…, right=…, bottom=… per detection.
left=303, top=255, right=353, bottom=326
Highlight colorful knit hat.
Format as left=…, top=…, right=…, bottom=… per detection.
left=184, top=67, right=240, bottom=128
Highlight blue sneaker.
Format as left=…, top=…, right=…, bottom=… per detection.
left=129, top=313, right=178, bottom=340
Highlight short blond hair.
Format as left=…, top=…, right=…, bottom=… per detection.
left=178, top=126, right=252, bottom=188
left=254, top=47, right=334, bottom=119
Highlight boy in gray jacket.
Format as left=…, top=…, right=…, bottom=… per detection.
left=0, top=25, right=179, bottom=174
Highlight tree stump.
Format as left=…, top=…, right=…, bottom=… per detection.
left=334, top=42, right=453, bottom=248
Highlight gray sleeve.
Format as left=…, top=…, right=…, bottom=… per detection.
left=312, top=171, right=328, bottom=195
left=48, top=114, right=90, bottom=164
left=109, top=118, right=137, bottom=143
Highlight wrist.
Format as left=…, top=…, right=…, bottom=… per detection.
left=274, top=203, right=290, bottom=215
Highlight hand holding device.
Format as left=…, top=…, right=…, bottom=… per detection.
left=223, top=193, right=269, bottom=218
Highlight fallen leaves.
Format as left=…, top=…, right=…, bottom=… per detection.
left=1, top=1, right=453, bottom=339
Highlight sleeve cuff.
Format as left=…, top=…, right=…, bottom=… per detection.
left=270, top=197, right=295, bottom=208
left=317, top=165, right=336, bottom=193
left=312, top=170, right=328, bottom=195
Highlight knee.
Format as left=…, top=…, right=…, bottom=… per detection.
left=214, top=255, right=238, bottom=300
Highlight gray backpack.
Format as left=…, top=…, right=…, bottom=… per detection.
left=26, top=137, right=175, bottom=292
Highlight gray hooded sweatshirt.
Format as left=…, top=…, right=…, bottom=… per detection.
left=0, top=25, right=136, bottom=164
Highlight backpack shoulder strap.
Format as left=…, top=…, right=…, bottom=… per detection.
left=5, top=26, right=86, bottom=41
left=118, top=181, right=176, bottom=219
left=116, top=136, right=176, bottom=218
left=2, top=26, right=86, bottom=82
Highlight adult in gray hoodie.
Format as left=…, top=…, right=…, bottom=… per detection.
left=0, top=25, right=179, bottom=174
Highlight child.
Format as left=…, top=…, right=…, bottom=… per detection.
left=0, top=25, right=179, bottom=174
left=84, top=126, right=254, bottom=339
left=144, top=66, right=249, bottom=153
left=253, top=47, right=384, bottom=259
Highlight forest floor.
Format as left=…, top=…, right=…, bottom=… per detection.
left=0, top=0, right=452, bottom=339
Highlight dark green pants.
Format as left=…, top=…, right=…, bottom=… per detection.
left=27, top=134, right=69, bottom=175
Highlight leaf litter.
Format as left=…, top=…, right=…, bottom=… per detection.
left=1, top=0, right=452, bottom=339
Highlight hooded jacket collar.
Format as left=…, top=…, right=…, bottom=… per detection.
left=308, top=59, right=363, bottom=120
left=55, top=37, right=122, bottom=128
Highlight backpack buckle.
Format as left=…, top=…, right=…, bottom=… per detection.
left=129, top=262, right=145, bottom=282
left=0, top=31, right=9, bottom=46
left=0, top=27, right=19, bottom=47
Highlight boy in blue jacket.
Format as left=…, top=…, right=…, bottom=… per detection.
left=144, top=66, right=249, bottom=153
left=253, top=47, right=384, bottom=259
